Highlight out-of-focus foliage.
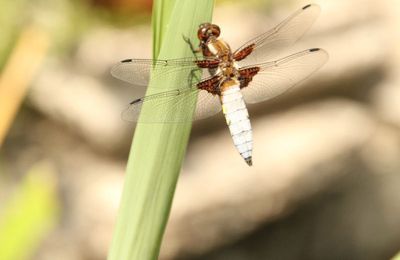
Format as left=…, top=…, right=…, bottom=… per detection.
left=0, top=162, right=59, bottom=260
left=0, top=27, right=49, bottom=146
left=0, top=0, right=151, bottom=65
left=0, top=0, right=27, bottom=69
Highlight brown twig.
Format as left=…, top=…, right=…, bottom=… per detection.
left=0, top=26, right=49, bottom=146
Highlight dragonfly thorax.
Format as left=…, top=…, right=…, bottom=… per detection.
left=207, top=37, right=238, bottom=79
left=206, top=38, right=232, bottom=58
left=219, top=62, right=239, bottom=79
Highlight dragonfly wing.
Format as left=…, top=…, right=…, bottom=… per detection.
left=241, top=48, right=328, bottom=104
left=234, top=4, right=321, bottom=67
left=122, top=87, right=221, bottom=123
left=111, top=59, right=153, bottom=86
left=111, top=57, right=215, bottom=87
left=194, top=89, right=222, bottom=120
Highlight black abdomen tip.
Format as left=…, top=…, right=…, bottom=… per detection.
left=121, top=59, right=133, bottom=63
left=303, top=4, right=312, bottom=10
left=309, top=48, right=320, bottom=52
left=245, top=157, right=253, bottom=166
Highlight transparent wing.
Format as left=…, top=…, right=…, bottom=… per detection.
left=122, top=86, right=221, bottom=123
left=111, top=57, right=215, bottom=87
left=241, top=48, right=328, bottom=104
left=234, top=4, right=321, bottom=67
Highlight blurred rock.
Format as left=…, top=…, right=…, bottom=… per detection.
left=73, top=26, right=152, bottom=78
left=29, top=62, right=132, bottom=153
left=188, top=125, right=400, bottom=260
left=214, top=0, right=388, bottom=51
left=68, top=157, right=123, bottom=260
left=370, top=0, right=400, bottom=129
left=371, top=77, right=400, bottom=129
left=160, top=99, right=376, bottom=259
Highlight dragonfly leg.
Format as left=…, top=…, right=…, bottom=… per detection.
left=188, top=68, right=201, bottom=86
left=182, top=34, right=201, bottom=56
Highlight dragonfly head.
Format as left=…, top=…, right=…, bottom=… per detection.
left=198, top=23, right=220, bottom=42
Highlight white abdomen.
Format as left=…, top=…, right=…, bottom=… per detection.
left=220, top=83, right=253, bottom=166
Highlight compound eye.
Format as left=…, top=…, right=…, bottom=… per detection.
left=198, top=28, right=208, bottom=40
left=199, top=23, right=211, bottom=29
left=197, top=23, right=220, bottom=40
left=211, top=25, right=221, bottom=37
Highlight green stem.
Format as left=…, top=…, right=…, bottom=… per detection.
left=108, top=1, right=214, bottom=260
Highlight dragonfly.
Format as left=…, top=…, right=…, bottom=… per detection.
left=111, top=3, right=328, bottom=166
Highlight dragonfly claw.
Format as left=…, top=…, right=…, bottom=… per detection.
left=182, top=34, right=201, bottom=55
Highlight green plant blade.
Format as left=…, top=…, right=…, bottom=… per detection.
left=108, top=1, right=215, bottom=260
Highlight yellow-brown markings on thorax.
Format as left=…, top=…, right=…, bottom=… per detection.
left=207, top=37, right=231, bottom=58
left=207, top=37, right=239, bottom=81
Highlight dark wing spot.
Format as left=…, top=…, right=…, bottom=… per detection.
left=121, top=59, right=133, bottom=63
left=130, top=98, right=142, bottom=105
left=302, top=4, right=312, bottom=10
left=309, top=48, right=320, bottom=52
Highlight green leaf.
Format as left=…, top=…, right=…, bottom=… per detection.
left=0, top=162, right=59, bottom=260
left=108, top=1, right=215, bottom=260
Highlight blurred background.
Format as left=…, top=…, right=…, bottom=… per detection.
left=1, top=0, right=400, bottom=259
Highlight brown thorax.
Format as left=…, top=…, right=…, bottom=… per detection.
left=197, top=23, right=238, bottom=79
